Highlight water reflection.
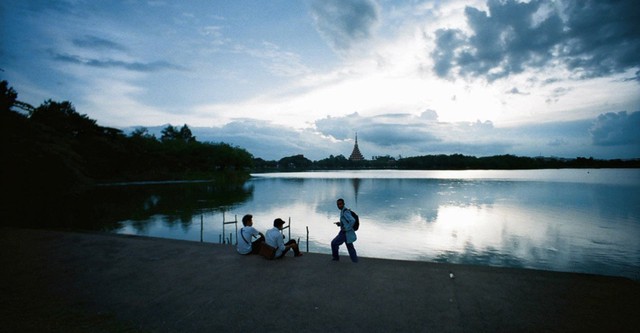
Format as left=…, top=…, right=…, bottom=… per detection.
left=235, top=170, right=639, bottom=280
left=13, top=180, right=253, bottom=232
left=19, top=169, right=638, bottom=280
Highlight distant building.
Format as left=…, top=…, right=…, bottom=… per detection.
left=349, top=133, right=365, bottom=161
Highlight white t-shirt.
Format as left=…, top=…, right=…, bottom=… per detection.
left=237, top=226, right=260, bottom=254
left=265, top=227, right=286, bottom=258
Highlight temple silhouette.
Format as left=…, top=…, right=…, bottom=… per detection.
left=348, top=133, right=365, bottom=161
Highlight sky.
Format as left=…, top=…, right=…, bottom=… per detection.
left=2, top=0, right=639, bottom=161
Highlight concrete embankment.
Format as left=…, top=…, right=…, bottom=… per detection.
left=1, top=228, right=638, bottom=332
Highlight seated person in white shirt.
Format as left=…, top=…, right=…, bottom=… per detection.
left=237, top=214, right=265, bottom=255
left=265, top=218, right=302, bottom=258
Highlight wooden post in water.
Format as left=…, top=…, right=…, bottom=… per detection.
left=280, top=217, right=291, bottom=241
left=222, top=212, right=238, bottom=245
left=200, top=215, right=204, bottom=243
left=306, top=226, right=309, bottom=253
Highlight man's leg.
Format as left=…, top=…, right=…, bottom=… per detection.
left=346, top=242, right=358, bottom=263
left=280, top=246, right=291, bottom=258
left=285, top=239, right=302, bottom=256
left=331, top=232, right=346, bottom=260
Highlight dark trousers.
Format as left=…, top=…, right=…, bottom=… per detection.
left=277, top=239, right=301, bottom=258
left=331, top=231, right=358, bottom=262
left=250, top=235, right=265, bottom=254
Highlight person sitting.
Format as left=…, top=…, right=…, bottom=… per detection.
left=265, top=218, right=302, bottom=258
left=237, top=214, right=265, bottom=255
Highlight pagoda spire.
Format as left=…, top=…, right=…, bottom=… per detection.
left=349, top=132, right=364, bottom=161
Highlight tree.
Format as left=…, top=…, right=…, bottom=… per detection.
left=161, top=124, right=196, bottom=142
left=30, top=99, right=98, bottom=137
left=0, top=80, right=17, bottom=112
left=179, top=124, right=196, bottom=143
left=161, top=125, right=180, bottom=141
left=278, top=154, right=313, bottom=169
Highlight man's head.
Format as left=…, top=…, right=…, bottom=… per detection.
left=336, top=198, right=345, bottom=210
left=242, top=214, right=253, bottom=226
left=274, top=218, right=286, bottom=229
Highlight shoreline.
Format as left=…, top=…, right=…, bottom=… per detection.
left=2, top=227, right=639, bottom=332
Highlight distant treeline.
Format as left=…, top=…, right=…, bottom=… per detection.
left=1, top=80, right=253, bottom=201
left=253, top=152, right=639, bottom=172
left=3, top=79, right=638, bottom=194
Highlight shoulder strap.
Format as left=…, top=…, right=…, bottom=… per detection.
left=240, top=227, right=250, bottom=244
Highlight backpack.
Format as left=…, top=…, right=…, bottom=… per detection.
left=350, top=210, right=360, bottom=231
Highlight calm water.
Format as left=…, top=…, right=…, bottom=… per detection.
left=111, top=169, right=640, bottom=280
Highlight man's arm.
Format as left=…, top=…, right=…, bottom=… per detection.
left=276, top=231, right=286, bottom=251
left=342, top=209, right=355, bottom=230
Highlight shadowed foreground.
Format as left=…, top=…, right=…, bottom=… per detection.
left=1, top=228, right=638, bottom=332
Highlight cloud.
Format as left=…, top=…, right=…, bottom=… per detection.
left=590, top=111, right=640, bottom=146
left=51, top=52, right=185, bottom=72
left=432, top=28, right=466, bottom=78
left=547, top=138, right=567, bottom=147
left=432, top=0, right=640, bottom=81
left=420, top=109, right=439, bottom=121
left=242, top=41, right=311, bottom=77
left=506, top=87, right=528, bottom=95
left=310, top=0, right=380, bottom=54
left=314, top=112, right=504, bottom=156
left=193, top=120, right=343, bottom=160
left=124, top=110, right=638, bottom=161
left=563, top=1, right=640, bottom=80
left=72, top=35, right=128, bottom=51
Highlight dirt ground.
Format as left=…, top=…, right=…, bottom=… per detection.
left=1, top=228, right=639, bottom=332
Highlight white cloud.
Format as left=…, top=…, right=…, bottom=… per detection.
left=4, top=0, right=639, bottom=161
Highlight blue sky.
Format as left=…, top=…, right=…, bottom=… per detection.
left=2, top=0, right=639, bottom=160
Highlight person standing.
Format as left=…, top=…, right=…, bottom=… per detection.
left=237, top=214, right=265, bottom=255
left=265, top=218, right=303, bottom=258
left=331, top=198, right=358, bottom=262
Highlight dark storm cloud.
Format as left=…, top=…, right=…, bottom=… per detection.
left=589, top=111, right=640, bottom=146
left=432, top=29, right=465, bottom=77
left=310, top=0, right=379, bottom=53
left=562, top=1, right=640, bottom=80
left=52, top=52, right=185, bottom=72
left=433, top=0, right=640, bottom=81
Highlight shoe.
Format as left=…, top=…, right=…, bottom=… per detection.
left=295, top=253, right=303, bottom=257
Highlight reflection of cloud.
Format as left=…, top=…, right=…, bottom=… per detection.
left=433, top=247, right=526, bottom=268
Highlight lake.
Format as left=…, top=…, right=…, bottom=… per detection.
left=108, top=169, right=640, bottom=280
